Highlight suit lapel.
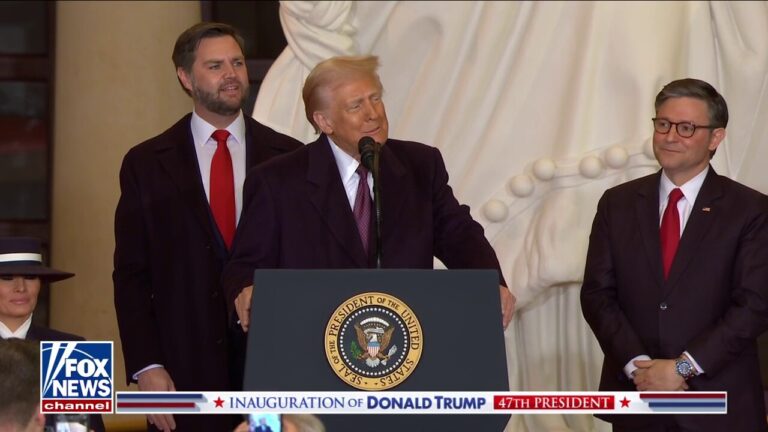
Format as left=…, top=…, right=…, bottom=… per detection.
left=155, top=115, right=219, bottom=250
left=378, top=143, right=407, bottom=260
left=664, top=168, right=722, bottom=294
left=243, top=117, right=300, bottom=169
left=306, top=136, right=368, bottom=267
left=25, top=324, right=40, bottom=341
left=244, top=118, right=257, bottom=169
left=244, top=117, right=268, bottom=170
left=635, top=172, right=665, bottom=289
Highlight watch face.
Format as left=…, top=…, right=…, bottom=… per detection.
left=677, top=359, right=693, bottom=377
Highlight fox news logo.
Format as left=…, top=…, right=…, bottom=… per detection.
left=41, top=341, right=113, bottom=413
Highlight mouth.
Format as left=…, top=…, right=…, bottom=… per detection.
left=656, top=145, right=681, bottom=153
left=10, top=298, right=30, bottom=306
left=219, top=82, right=241, bottom=96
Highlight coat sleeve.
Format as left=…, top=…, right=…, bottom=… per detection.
left=428, top=147, right=507, bottom=286
left=686, top=196, right=768, bottom=375
left=580, top=191, right=648, bottom=368
left=112, top=151, right=164, bottom=385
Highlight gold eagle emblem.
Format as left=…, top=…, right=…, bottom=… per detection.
left=354, top=317, right=397, bottom=367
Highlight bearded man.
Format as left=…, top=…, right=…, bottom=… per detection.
left=113, top=22, right=301, bottom=432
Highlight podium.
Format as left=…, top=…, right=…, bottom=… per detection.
left=244, top=269, right=510, bottom=431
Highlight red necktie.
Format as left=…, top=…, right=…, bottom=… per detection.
left=210, top=129, right=235, bottom=250
left=660, top=188, right=684, bottom=279
left=353, top=165, right=371, bottom=254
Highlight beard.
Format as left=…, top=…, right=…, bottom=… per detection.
left=191, top=78, right=249, bottom=116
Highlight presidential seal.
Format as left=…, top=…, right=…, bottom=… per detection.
left=325, top=292, right=422, bottom=390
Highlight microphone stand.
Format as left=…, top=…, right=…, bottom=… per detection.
left=372, top=143, right=383, bottom=269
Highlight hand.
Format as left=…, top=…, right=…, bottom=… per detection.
left=632, top=359, right=688, bottom=391
left=500, top=285, right=516, bottom=329
left=137, top=368, right=176, bottom=431
left=235, top=285, right=254, bottom=332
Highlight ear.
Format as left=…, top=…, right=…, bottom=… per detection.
left=32, top=405, right=45, bottom=427
left=709, top=127, right=726, bottom=152
left=177, top=67, right=193, bottom=94
left=313, top=111, right=334, bottom=135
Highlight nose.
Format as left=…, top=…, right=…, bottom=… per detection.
left=12, top=276, right=26, bottom=292
left=363, top=101, right=379, bottom=121
left=664, top=124, right=681, bottom=142
left=221, top=62, right=235, bottom=77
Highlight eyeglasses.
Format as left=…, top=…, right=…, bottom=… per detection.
left=652, top=118, right=718, bottom=138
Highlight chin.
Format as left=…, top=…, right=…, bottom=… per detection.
left=373, top=133, right=388, bottom=144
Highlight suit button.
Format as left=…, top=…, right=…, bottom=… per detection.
left=211, top=291, right=218, bottom=298
left=216, top=338, right=224, bottom=344
left=659, top=302, right=668, bottom=310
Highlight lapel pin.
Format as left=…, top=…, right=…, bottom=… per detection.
left=702, top=207, right=711, bottom=212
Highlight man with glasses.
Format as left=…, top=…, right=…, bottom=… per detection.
left=581, top=78, right=768, bottom=431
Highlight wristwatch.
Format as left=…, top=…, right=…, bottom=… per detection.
left=675, top=356, right=698, bottom=380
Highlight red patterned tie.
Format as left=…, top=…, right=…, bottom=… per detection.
left=660, top=188, right=684, bottom=279
left=353, top=165, right=371, bottom=254
left=210, top=130, right=235, bottom=250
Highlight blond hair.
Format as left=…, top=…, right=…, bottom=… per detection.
left=302, top=55, right=382, bottom=133
left=284, top=414, right=325, bottom=432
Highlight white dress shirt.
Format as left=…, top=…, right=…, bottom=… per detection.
left=328, top=137, right=373, bottom=209
left=0, top=314, right=32, bottom=339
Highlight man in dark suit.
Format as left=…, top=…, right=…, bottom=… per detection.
left=113, top=22, right=301, bottom=431
left=581, top=78, right=768, bottom=431
left=222, top=55, right=514, bottom=332
left=0, top=237, right=105, bottom=432
left=252, top=416, right=273, bottom=432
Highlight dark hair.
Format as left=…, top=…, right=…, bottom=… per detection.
left=0, top=339, right=39, bottom=429
left=654, top=78, right=728, bottom=128
left=172, top=22, right=246, bottom=95
left=655, top=78, right=728, bottom=158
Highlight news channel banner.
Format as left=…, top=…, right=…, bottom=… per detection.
left=40, top=341, right=113, bottom=414
left=39, top=341, right=727, bottom=416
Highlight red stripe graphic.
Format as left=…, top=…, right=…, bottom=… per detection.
left=117, top=402, right=196, bottom=408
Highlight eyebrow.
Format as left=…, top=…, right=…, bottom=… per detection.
left=347, top=96, right=364, bottom=105
left=202, top=56, right=244, bottom=65
left=348, top=91, right=381, bottom=104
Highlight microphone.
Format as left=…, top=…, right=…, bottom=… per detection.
left=358, top=136, right=376, bottom=171
left=357, top=136, right=383, bottom=268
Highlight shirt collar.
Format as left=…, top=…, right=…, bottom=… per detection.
left=327, top=136, right=362, bottom=184
left=660, top=166, right=709, bottom=204
left=0, top=314, right=32, bottom=339
left=190, top=111, right=246, bottom=148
